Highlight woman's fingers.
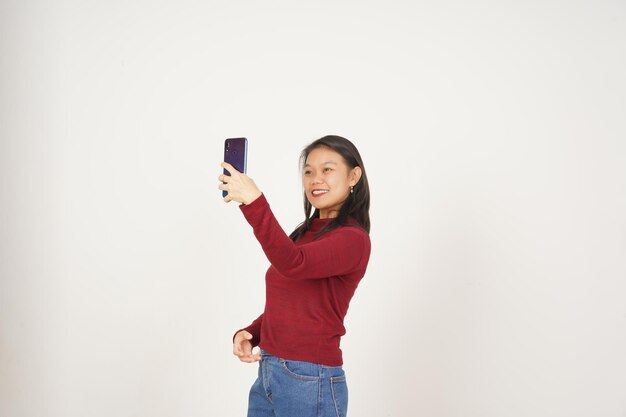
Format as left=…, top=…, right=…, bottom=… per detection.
left=240, top=353, right=261, bottom=363
left=218, top=182, right=234, bottom=203
left=218, top=163, right=261, bottom=205
left=238, top=338, right=253, bottom=356
left=237, top=348, right=261, bottom=363
left=239, top=354, right=260, bottom=363
left=233, top=331, right=254, bottom=356
left=234, top=347, right=261, bottom=363
left=221, top=162, right=240, bottom=176
left=232, top=331, right=260, bottom=363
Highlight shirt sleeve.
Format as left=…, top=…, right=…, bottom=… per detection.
left=233, top=313, right=263, bottom=347
left=239, top=193, right=368, bottom=280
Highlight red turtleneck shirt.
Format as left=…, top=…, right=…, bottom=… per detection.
left=233, top=193, right=371, bottom=366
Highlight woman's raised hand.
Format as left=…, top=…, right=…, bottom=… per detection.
left=218, top=162, right=262, bottom=205
left=233, top=330, right=261, bottom=363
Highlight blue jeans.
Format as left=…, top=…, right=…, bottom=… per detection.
left=247, top=349, right=349, bottom=417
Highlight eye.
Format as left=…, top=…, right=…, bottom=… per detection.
left=303, top=170, right=312, bottom=175
left=323, top=167, right=333, bottom=173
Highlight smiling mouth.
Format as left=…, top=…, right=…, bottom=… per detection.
left=311, top=189, right=329, bottom=196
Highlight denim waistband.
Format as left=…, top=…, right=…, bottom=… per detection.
left=259, top=349, right=342, bottom=369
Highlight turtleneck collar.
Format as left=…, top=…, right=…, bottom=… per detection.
left=308, top=216, right=333, bottom=233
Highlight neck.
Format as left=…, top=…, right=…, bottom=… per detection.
left=320, top=209, right=339, bottom=219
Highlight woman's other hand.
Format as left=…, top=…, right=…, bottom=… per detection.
left=218, top=162, right=262, bottom=205
left=233, top=330, right=261, bottom=363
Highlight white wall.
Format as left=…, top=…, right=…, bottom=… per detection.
left=1, top=1, right=625, bottom=416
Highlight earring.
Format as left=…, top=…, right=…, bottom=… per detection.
left=350, top=186, right=354, bottom=194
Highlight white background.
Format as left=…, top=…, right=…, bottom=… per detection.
left=1, top=1, right=625, bottom=416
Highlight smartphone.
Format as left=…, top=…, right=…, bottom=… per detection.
left=223, top=137, right=248, bottom=198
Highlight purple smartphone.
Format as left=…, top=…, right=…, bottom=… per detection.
left=223, top=137, right=248, bottom=198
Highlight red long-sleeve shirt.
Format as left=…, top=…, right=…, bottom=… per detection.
left=234, top=193, right=371, bottom=366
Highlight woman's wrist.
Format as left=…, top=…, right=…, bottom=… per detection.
left=244, top=191, right=263, bottom=205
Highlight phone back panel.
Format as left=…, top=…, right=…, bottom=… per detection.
left=223, top=137, right=248, bottom=197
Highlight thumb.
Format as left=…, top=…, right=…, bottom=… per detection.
left=244, top=332, right=253, bottom=340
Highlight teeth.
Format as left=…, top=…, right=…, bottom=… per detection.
left=312, top=190, right=329, bottom=195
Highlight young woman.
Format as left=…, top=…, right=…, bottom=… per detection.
left=218, top=135, right=371, bottom=417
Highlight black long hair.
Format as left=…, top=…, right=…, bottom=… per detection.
left=289, top=135, right=370, bottom=241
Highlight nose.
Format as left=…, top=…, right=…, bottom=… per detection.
left=310, top=173, right=324, bottom=185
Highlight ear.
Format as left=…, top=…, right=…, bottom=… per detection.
left=349, top=166, right=362, bottom=187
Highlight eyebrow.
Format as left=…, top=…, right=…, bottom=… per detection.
left=304, top=161, right=338, bottom=167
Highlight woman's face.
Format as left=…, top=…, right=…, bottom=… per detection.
left=303, top=147, right=361, bottom=219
